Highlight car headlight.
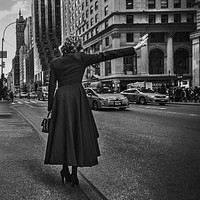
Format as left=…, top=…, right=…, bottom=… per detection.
left=148, top=95, right=155, bottom=99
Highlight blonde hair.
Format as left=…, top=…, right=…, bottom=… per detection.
left=59, top=36, right=83, bottom=55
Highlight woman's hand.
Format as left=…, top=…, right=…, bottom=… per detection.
left=134, top=34, right=148, bottom=51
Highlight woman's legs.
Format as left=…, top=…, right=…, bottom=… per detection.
left=60, top=164, right=70, bottom=184
left=70, top=166, right=79, bottom=186
left=72, top=166, right=78, bottom=175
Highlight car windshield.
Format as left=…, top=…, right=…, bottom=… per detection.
left=93, top=87, right=115, bottom=94
left=138, top=88, right=155, bottom=93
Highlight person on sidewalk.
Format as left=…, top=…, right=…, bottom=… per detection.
left=44, top=34, right=148, bottom=187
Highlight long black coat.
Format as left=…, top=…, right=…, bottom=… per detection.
left=44, top=47, right=136, bottom=166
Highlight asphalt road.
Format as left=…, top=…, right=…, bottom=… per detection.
left=12, top=99, right=200, bottom=200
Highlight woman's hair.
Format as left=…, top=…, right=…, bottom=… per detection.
left=59, top=36, right=83, bottom=55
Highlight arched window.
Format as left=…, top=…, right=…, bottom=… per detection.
left=123, top=55, right=137, bottom=75
left=149, top=49, right=164, bottom=74
left=174, top=48, right=189, bottom=75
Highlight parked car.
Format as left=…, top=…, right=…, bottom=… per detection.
left=85, top=87, right=129, bottom=110
left=120, top=88, right=169, bottom=105
left=28, top=91, right=37, bottom=99
left=19, top=92, right=29, bottom=98
left=37, top=86, right=48, bottom=100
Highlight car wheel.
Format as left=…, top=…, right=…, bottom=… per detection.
left=92, top=101, right=98, bottom=110
left=139, top=97, right=146, bottom=105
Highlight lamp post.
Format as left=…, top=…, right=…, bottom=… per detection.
left=1, top=21, right=16, bottom=77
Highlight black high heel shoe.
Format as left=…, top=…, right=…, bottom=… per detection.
left=60, top=170, right=71, bottom=184
left=70, top=174, right=79, bottom=187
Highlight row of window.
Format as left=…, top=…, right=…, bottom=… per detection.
left=83, top=32, right=189, bottom=48
left=91, top=48, right=189, bottom=77
left=70, top=1, right=109, bottom=33
left=126, top=0, right=194, bottom=9
left=126, top=13, right=194, bottom=24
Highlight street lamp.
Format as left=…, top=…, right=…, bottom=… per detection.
left=1, top=21, right=16, bottom=77
left=0, top=21, right=16, bottom=100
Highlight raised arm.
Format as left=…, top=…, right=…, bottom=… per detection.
left=82, top=34, right=148, bottom=66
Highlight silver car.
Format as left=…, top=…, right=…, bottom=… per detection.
left=120, top=88, right=169, bottom=105
left=85, top=87, right=129, bottom=110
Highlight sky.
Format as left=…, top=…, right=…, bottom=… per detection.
left=0, top=0, right=31, bottom=76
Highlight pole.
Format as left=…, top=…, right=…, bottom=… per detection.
left=1, top=21, right=16, bottom=77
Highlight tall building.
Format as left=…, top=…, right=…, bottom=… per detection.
left=191, top=0, right=200, bottom=87
left=32, top=0, right=61, bottom=88
left=13, top=10, right=26, bottom=91
left=62, top=0, right=197, bottom=90
left=24, top=17, right=34, bottom=91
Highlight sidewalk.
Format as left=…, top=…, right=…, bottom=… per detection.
left=0, top=106, right=106, bottom=200
left=167, top=101, right=200, bottom=106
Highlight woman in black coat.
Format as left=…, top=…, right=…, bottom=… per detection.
left=44, top=34, right=148, bottom=186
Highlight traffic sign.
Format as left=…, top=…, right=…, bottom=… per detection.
left=0, top=51, right=7, bottom=58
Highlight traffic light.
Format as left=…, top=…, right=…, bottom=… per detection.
left=2, top=62, right=5, bottom=68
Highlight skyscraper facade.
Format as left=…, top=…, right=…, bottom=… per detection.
left=13, top=10, right=26, bottom=91
left=32, top=0, right=61, bottom=88
left=62, top=0, right=197, bottom=90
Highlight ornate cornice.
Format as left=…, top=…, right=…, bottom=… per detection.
left=111, top=32, right=121, bottom=39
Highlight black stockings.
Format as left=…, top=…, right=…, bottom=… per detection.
left=62, top=165, right=78, bottom=175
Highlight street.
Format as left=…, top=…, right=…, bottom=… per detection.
left=11, top=99, right=200, bottom=199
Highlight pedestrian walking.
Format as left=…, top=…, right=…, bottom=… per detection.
left=9, top=91, right=14, bottom=102
left=44, top=34, right=148, bottom=187
left=194, top=86, right=200, bottom=103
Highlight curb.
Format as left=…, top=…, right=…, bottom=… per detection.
left=13, top=106, right=108, bottom=200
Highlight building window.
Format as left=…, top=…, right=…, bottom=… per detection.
left=173, top=32, right=190, bottom=42
left=161, top=14, right=168, bottom=23
left=186, top=13, right=194, bottom=22
left=95, top=1, right=98, bottom=10
left=86, top=10, right=89, bottom=18
left=149, top=33, right=165, bottom=43
left=161, top=0, right=168, bottom=8
left=174, top=14, right=181, bottom=23
left=105, top=60, right=111, bottom=76
left=149, top=14, right=156, bottom=23
left=82, top=13, right=85, bottom=21
left=104, top=6, right=108, bottom=16
left=174, top=0, right=181, bottom=8
left=91, top=29, right=94, bottom=37
left=95, top=14, right=98, bottom=23
left=126, top=0, right=133, bottom=9
left=96, top=27, right=99, bottom=34
left=90, top=5, right=93, bottom=14
left=105, top=20, right=109, bottom=28
left=105, top=37, right=109, bottom=46
left=148, top=0, right=155, bottom=9
left=86, top=22, right=89, bottom=29
left=86, top=0, right=88, bottom=6
left=126, top=33, right=134, bottom=43
left=126, top=15, right=133, bottom=24
left=149, top=49, right=164, bottom=74
left=124, top=55, right=137, bottom=75
left=174, top=48, right=189, bottom=74
left=187, top=0, right=194, bottom=8
left=90, top=0, right=93, bottom=2
left=82, top=2, right=84, bottom=10
left=90, top=17, right=94, bottom=26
